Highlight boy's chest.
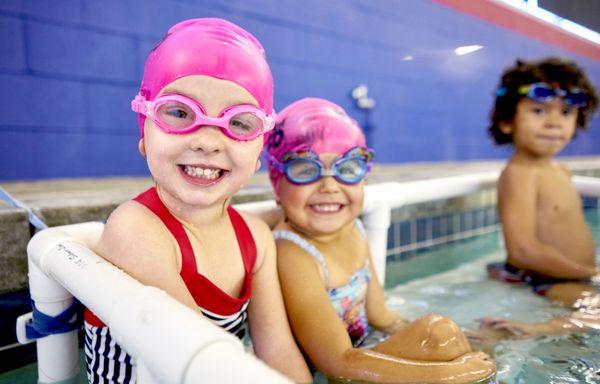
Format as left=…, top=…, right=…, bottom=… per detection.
left=536, top=170, right=581, bottom=216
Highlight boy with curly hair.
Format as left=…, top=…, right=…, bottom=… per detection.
left=481, top=57, right=600, bottom=338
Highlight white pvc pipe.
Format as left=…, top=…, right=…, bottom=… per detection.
left=573, top=175, right=600, bottom=197
left=361, top=202, right=391, bottom=284
left=24, top=222, right=104, bottom=383
left=235, top=199, right=278, bottom=213
left=26, top=223, right=292, bottom=384
left=363, top=172, right=499, bottom=212
left=184, top=342, right=292, bottom=383
left=27, top=260, right=79, bottom=383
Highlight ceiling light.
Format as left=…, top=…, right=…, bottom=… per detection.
left=454, top=45, right=484, bottom=55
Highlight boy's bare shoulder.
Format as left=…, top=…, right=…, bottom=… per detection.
left=555, top=162, right=572, bottom=177
left=499, top=161, right=538, bottom=186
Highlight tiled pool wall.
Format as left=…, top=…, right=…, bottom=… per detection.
left=384, top=188, right=499, bottom=261
left=384, top=168, right=600, bottom=262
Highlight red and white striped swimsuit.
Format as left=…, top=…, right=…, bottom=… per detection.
left=83, top=187, right=256, bottom=383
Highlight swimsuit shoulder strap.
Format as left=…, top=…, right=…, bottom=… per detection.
left=133, top=188, right=255, bottom=310
left=352, top=219, right=371, bottom=279
left=133, top=187, right=198, bottom=278
left=273, top=229, right=329, bottom=286
left=227, top=206, right=257, bottom=273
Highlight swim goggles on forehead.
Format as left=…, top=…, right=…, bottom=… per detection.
left=496, top=82, right=589, bottom=107
left=131, top=94, right=275, bottom=141
left=268, top=146, right=374, bottom=185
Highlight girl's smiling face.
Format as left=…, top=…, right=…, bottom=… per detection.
left=278, top=152, right=365, bottom=236
left=140, top=75, right=263, bottom=210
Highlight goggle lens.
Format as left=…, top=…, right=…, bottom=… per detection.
left=228, top=112, right=264, bottom=137
left=528, top=85, right=556, bottom=101
left=156, top=100, right=195, bottom=129
left=564, top=92, right=588, bottom=107
left=337, top=157, right=367, bottom=183
left=283, top=156, right=369, bottom=185
left=286, top=159, right=321, bottom=183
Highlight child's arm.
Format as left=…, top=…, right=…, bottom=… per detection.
left=242, top=214, right=312, bottom=383
left=478, top=311, right=600, bottom=339
left=277, top=240, right=495, bottom=383
left=498, top=166, right=597, bottom=278
left=364, top=250, right=409, bottom=333
left=96, top=201, right=201, bottom=312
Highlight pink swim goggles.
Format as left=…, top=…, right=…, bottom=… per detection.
left=131, top=93, right=276, bottom=141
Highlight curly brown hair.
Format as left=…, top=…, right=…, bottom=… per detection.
left=488, top=57, right=598, bottom=145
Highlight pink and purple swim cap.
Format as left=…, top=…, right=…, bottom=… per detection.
left=135, top=18, right=274, bottom=136
left=265, top=97, right=367, bottom=193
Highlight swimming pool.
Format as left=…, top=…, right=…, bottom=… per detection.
left=2, top=207, right=598, bottom=384
left=385, top=208, right=600, bottom=384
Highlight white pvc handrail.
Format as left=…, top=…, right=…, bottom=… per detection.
left=573, top=175, right=600, bottom=196
left=20, top=223, right=291, bottom=384
left=17, top=172, right=600, bottom=383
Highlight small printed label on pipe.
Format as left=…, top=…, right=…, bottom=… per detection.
left=57, top=244, right=89, bottom=269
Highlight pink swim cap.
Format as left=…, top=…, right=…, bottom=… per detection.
left=265, top=97, right=367, bottom=194
left=136, top=18, right=274, bottom=136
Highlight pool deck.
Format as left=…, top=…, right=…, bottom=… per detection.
left=1, top=156, right=600, bottom=293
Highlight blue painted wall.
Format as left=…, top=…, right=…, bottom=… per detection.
left=1, top=0, right=599, bottom=180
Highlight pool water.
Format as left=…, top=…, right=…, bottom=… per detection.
left=385, top=208, right=600, bottom=384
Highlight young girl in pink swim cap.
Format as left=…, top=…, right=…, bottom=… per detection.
left=84, top=18, right=311, bottom=383
left=265, top=97, right=496, bottom=383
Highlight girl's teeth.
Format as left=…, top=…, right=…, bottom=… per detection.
left=313, top=204, right=342, bottom=212
left=183, top=165, right=222, bottom=180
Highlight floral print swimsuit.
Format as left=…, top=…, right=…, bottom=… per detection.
left=273, top=221, right=374, bottom=346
